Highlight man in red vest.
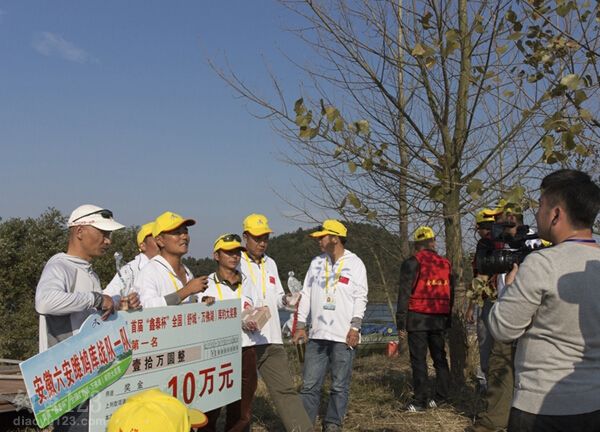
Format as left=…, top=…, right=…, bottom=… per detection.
left=396, top=226, right=453, bottom=412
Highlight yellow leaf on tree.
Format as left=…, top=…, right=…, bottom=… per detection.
left=560, top=74, right=580, bottom=90
left=412, top=43, right=427, bottom=56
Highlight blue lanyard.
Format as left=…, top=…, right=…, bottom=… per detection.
left=562, top=238, right=597, bottom=244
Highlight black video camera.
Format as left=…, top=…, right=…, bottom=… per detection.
left=475, top=224, right=543, bottom=276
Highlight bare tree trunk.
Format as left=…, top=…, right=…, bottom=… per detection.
left=444, top=181, right=468, bottom=384
left=444, top=0, right=469, bottom=385
left=396, top=0, right=410, bottom=262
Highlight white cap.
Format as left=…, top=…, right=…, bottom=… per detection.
left=68, top=204, right=125, bottom=232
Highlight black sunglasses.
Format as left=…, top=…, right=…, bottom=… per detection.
left=72, top=209, right=113, bottom=223
left=219, top=234, right=241, bottom=243
left=317, top=225, right=341, bottom=235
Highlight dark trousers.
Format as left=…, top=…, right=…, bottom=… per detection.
left=407, top=330, right=450, bottom=405
left=255, top=344, right=313, bottom=432
left=204, top=346, right=257, bottom=432
left=474, top=339, right=514, bottom=431
left=508, top=407, right=600, bottom=432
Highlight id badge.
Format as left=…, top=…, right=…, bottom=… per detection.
left=323, top=296, right=336, bottom=310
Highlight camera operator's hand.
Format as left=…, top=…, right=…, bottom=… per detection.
left=505, top=263, right=519, bottom=286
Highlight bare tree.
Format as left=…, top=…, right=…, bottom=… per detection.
left=211, top=0, right=600, bottom=381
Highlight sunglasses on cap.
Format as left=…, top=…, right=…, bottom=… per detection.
left=317, top=226, right=342, bottom=235
left=218, top=234, right=242, bottom=243
left=72, top=209, right=114, bottom=223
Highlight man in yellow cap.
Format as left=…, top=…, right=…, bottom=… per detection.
left=395, top=226, right=453, bottom=412
left=203, top=233, right=258, bottom=432
left=239, top=213, right=313, bottom=432
left=293, top=219, right=368, bottom=432
left=104, top=221, right=159, bottom=300
left=466, top=208, right=501, bottom=388
left=134, top=211, right=208, bottom=308
left=471, top=200, right=538, bottom=432
left=107, top=388, right=207, bottom=432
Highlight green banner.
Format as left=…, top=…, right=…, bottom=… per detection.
left=34, top=353, right=132, bottom=428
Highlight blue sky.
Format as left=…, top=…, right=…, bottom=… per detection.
left=0, top=1, right=326, bottom=257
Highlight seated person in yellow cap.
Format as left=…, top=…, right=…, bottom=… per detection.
left=133, top=211, right=208, bottom=308
left=107, top=388, right=207, bottom=432
left=396, top=226, right=453, bottom=412
left=202, top=234, right=259, bottom=432
left=104, top=221, right=159, bottom=300
left=239, top=213, right=313, bottom=432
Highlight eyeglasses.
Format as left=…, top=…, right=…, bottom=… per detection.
left=72, top=209, right=113, bottom=223
left=218, top=234, right=241, bottom=243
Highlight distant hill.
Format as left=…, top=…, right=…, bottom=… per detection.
left=184, top=223, right=405, bottom=302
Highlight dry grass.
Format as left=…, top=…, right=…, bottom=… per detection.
left=249, top=343, right=484, bottom=432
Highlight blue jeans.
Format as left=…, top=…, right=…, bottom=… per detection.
left=300, top=339, right=356, bottom=427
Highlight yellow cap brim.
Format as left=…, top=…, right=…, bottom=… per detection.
left=310, top=230, right=333, bottom=238
left=486, top=208, right=503, bottom=216
left=189, top=408, right=208, bottom=428
left=245, top=227, right=272, bottom=236
left=156, top=218, right=196, bottom=236
left=214, top=241, right=244, bottom=252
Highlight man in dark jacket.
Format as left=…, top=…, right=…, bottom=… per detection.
left=396, top=226, right=453, bottom=412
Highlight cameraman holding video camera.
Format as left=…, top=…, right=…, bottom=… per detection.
left=488, top=169, right=600, bottom=431
left=471, top=199, right=546, bottom=432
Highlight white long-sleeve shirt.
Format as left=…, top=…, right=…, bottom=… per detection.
left=238, top=251, right=285, bottom=345
left=204, top=272, right=256, bottom=347
left=133, top=255, right=194, bottom=308
left=35, top=253, right=101, bottom=352
left=104, top=253, right=151, bottom=297
left=297, top=249, right=368, bottom=343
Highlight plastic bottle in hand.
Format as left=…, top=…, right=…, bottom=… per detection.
left=287, top=271, right=302, bottom=293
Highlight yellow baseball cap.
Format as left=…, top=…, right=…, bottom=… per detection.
left=475, top=208, right=501, bottom=224
left=153, top=211, right=196, bottom=237
left=243, top=213, right=273, bottom=236
left=136, top=222, right=155, bottom=246
left=414, top=226, right=435, bottom=241
left=310, top=219, right=348, bottom=238
left=107, top=389, right=207, bottom=432
left=213, top=233, right=244, bottom=252
left=495, top=199, right=523, bottom=215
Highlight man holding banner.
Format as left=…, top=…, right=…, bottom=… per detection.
left=35, top=204, right=135, bottom=431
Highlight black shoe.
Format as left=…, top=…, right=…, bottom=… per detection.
left=405, top=402, right=426, bottom=412
left=427, top=399, right=438, bottom=409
